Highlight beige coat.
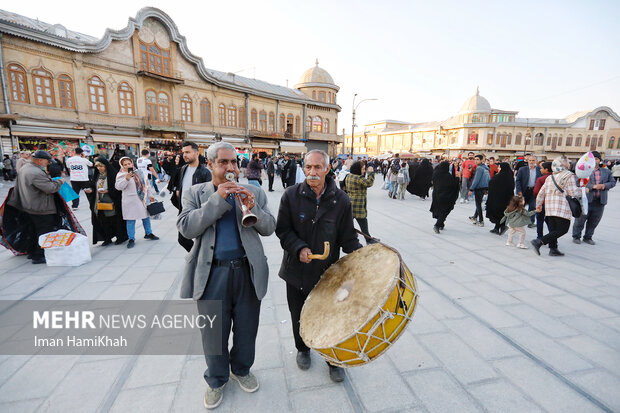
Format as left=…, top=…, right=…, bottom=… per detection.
left=114, top=170, right=154, bottom=220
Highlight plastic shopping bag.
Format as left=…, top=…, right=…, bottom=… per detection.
left=39, top=230, right=91, bottom=266
left=53, top=177, right=79, bottom=203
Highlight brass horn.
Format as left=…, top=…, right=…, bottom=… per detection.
left=225, top=172, right=258, bottom=227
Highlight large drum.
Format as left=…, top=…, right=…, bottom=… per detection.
left=300, top=243, right=418, bottom=367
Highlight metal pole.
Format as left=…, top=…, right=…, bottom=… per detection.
left=350, top=93, right=357, bottom=156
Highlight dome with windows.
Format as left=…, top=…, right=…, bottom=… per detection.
left=295, top=59, right=339, bottom=91
left=459, top=87, right=491, bottom=114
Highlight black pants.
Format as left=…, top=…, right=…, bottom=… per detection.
left=523, top=187, right=536, bottom=224
left=355, top=217, right=375, bottom=244
left=70, top=181, right=91, bottom=208
left=268, top=173, right=274, bottom=191
left=493, top=222, right=506, bottom=232
left=286, top=284, right=310, bottom=353
left=536, top=207, right=546, bottom=239
left=3, top=169, right=12, bottom=180
left=434, top=213, right=448, bottom=229
left=472, top=188, right=486, bottom=222
left=29, top=213, right=58, bottom=259
left=97, top=212, right=117, bottom=242
left=197, top=259, right=261, bottom=389
left=572, top=199, right=604, bottom=240
left=541, top=216, right=570, bottom=249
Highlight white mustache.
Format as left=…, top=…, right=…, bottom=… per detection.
left=306, top=175, right=320, bottom=181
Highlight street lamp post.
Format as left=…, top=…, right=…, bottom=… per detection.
left=350, top=94, right=377, bottom=156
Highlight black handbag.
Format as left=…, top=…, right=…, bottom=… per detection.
left=146, top=201, right=165, bottom=216
left=550, top=175, right=582, bottom=218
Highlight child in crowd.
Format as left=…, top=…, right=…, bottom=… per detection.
left=501, top=195, right=536, bottom=249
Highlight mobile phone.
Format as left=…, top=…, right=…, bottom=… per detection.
left=128, top=167, right=134, bottom=173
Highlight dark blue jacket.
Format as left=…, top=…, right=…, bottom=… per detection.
left=515, top=165, right=541, bottom=194
left=470, top=164, right=490, bottom=190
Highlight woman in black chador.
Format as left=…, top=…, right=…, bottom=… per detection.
left=408, top=158, right=433, bottom=199
left=486, top=162, right=514, bottom=235
left=87, top=157, right=128, bottom=245
left=429, top=161, right=459, bottom=233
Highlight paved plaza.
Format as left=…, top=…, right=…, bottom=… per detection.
left=0, top=176, right=618, bottom=413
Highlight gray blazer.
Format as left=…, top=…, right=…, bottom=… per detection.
left=176, top=182, right=276, bottom=300
left=581, top=167, right=616, bottom=205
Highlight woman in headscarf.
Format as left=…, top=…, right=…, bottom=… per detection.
left=87, top=157, right=128, bottom=246
left=346, top=161, right=377, bottom=244
left=115, top=156, right=159, bottom=249
left=408, top=158, right=433, bottom=199
left=429, top=161, right=460, bottom=233
left=532, top=156, right=580, bottom=256
left=486, top=162, right=514, bottom=235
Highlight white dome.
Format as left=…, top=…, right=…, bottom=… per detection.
left=459, top=87, right=491, bottom=114
left=295, top=59, right=338, bottom=90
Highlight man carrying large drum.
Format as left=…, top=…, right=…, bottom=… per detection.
left=276, top=149, right=363, bottom=382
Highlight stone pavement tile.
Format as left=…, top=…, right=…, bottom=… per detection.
left=137, top=272, right=178, bottom=293
left=600, top=316, right=620, bottom=333
left=0, top=275, right=56, bottom=296
left=560, top=335, right=620, bottom=373
left=551, top=295, right=616, bottom=319
left=467, top=380, right=543, bottom=413
left=0, top=355, right=31, bottom=387
left=275, top=304, right=293, bottom=339
left=124, top=355, right=186, bottom=389
left=133, top=254, right=165, bottom=268
left=418, top=332, right=498, bottom=385
left=97, top=283, right=141, bottom=300
left=88, top=265, right=128, bottom=283
left=478, top=275, right=526, bottom=293
left=112, top=268, right=154, bottom=285
left=155, top=257, right=186, bottom=273
left=253, top=324, right=283, bottom=371
left=457, top=296, right=522, bottom=328
left=347, top=356, right=417, bottom=412
left=108, top=253, right=145, bottom=267
left=0, top=355, right=79, bottom=403
left=405, top=369, right=482, bottom=413
left=64, top=260, right=113, bottom=277
left=428, top=276, right=476, bottom=300
left=509, top=275, right=564, bottom=297
left=0, top=398, right=43, bottom=412
left=27, top=275, right=90, bottom=299
left=387, top=329, right=438, bottom=372
left=442, top=318, right=520, bottom=360
left=109, top=383, right=176, bottom=413
left=290, top=385, right=354, bottom=413
left=567, top=370, right=620, bottom=411
left=0, top=273, right=30, bottom=290
left=38, top=358, right=126, bottom=413
left=500, top=326, right=592, bottom=373
left=598, top=274, right=620, bottom=288
left=62, top=281, right=112, bottom=300
left=268, top=280, right=288, bottom=306
left=230, top=368, right=290, bottom=413
left=170, top=356, right=209, bottom=413
left=560, top=315, right=620, bottom=349
left=130, top=290, right=168, bottom=300
left=503, top=304, right=580, bottom=338
left=409, top=306, right=448, bottom=335
left=511, top=290, right=578, bottom=317
left=462, top=280, right=520, bottom=305
left=280, top=337, right=333, bottom=391
left=493, top=356, right=601, bottom=412
left=416, top=290, right=466, bottom=320
left=258, top=299, right=275, bottom=325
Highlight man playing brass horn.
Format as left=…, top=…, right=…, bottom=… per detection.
left=276, top=149, right=362, bottom=382
left=177, top=142, right=276, bottom=409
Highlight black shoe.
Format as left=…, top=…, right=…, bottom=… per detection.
left=499, top=226, right=508, bottom=235
left=530, top=239, right=542, bottom=256
left=527, top=223, right=536, bottom=228
left=572, top=238, right=581, bottom=244
left=489, top=228, right=499, bottom=234
left=433, top=226, right=440, bottom=234
left=549, top=248, right=565, bottom=256
left=296, top=351, right=311, bottom=370
left=439, top=225, right=445, bottom=230
left=144, top=233, right=159, bottom=240
left=31, top=257, right=46, bottom=264
left=328, top=365, right=345, bottom=383
left=127, top=239, right=135, bottom=249
left=101, top=240, right=112, bottom=246
left=268, top=189, right=274, bottom=192
left=583, top=239, right=596, bottom=245
left=114, top=239, right=126, bottom=245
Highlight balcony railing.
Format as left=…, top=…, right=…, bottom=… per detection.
left=136, top=63, right=184, bottom=83
left=142, top=117, right=185, bottom=130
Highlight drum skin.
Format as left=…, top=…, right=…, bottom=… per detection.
left=299, top=243, right=419, bottom=367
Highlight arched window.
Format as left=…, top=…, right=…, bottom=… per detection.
left=534, top=133, right=544, bottom=146
left=32, top=68, right=55, bottom=106
left=238, top=106, right=246, bottom=129
left=557, top=135, right=562, bottom=147
left=218, top=104, right=227, bottom=127
left=8, top=64, right=29, bottom=103
left=319, top=91, right=326, bottom=102
left=469, top=132, right=478, bottom=145
left=88, top=76, right=107, bottom=112
left=566, top=135, right=573, bottom=146
left=251, top=109, right=258, bottom=130
left=200, top=99, right=211, bottom=124
left=158, top=92, right=170, bottom=124
left=181, top=95, right=193, bottom=122
left=598, top=136, right=603, bottom=147
left=306, top=116, right=311, bottom=132
left=575, top=135, right=582, bottom=146
left=146, top=90, right=158, bottom=121
left=609, top=137, right=616, bottom=149
left=450, top=133, right=457, bottom=145
left=268, top=112, right=275, bottom=132
left=139, top=41, right=170, bottom=76
left=585, top=136, right=591, bottom=147
left=515, top=133, right=522, bottom=146
left=507, top=133, right=512, bottom=145
left=228, top=105, right=237, bottom=128
left=279, top=113, right=286, bottom=132
left=295, top=116, right=300, bottom=134
left=312, top=91, right=316, bottom=100
left=546, top=135, right=552, bottom=147
left=118, top=82, right=135, bottom=116
left=323, top=118, right=329, bottom=134
left=58, top=75, right=74, bottom=109
left=312, top=116, right=323, bottom=133
left=259, top=111, right=267, bottom=131
left=286, top=114, right=294, bottom=134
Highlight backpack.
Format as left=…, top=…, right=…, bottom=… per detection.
left=397, top=168, right=406, bottom=184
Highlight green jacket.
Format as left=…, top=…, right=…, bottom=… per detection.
left=500, top=208, right=536, bottom=228
left=7, top=161, right=62, bottom=215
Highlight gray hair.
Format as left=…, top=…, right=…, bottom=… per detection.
left=207, top=142, right=236, bottom=162
left=304, top=150, right=330, bottom=170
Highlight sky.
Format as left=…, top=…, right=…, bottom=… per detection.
left=5, top=0, right=620, bottom=132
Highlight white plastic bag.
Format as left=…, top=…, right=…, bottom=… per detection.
left=38, top=230, right=92, bottom=267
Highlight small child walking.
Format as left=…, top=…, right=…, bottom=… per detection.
left=501, top=195, right=536, bottom=249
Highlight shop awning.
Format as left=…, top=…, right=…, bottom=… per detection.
left=251, top=139, right=279, bottom=149
left=280, top=141, right=307, bottom=153
left=91, top=134, right=144, bottom=144
left=187, top=133, right=217, bottom=145
left=11, top=125, right=87, bottom=139
left=222, top=136, right=251, bottom=149
left=0, top=128, right=9, bottom=136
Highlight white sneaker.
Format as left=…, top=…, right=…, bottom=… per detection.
left=459, top=199, right=465, bottom=204
left=505, top=241, right=511, bottom=246
left=517, top=244, right=528, bottom=249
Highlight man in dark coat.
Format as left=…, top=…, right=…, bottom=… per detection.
left=430, top=161, right=459, bottom=233
left=266, top=157, right=275, bottom=192
left=285, top=155, right=297, bottom=187
left=486, top=162, right=515, bottom=235
left=276, top=149, right=362, bottom=383
left=408, top=158, right=433, bottom=199
left=515, top=155, right=541, bottom=227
